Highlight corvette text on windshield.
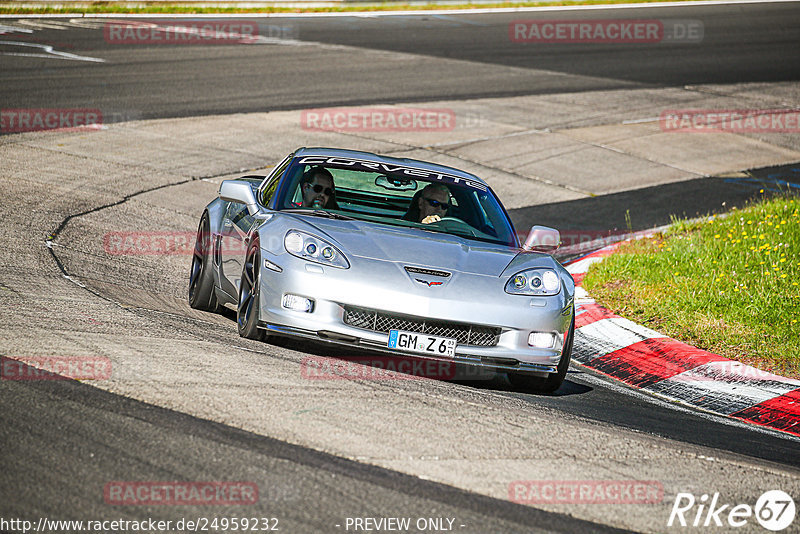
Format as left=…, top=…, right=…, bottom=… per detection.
left=296, top=156, right=487, bottom=191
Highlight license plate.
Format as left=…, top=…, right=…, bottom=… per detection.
left=387, top=329, right=457, bottom=358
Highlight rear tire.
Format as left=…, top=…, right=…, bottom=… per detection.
left=188, top=213, right=221, bottom=313
left=509, top=313, right=575, bottom=394
left=237, top=238, right=266, bottom=341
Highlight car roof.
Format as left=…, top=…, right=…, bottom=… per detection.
left=294, top=147, right=488, bottom=186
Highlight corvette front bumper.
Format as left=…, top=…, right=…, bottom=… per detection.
left=255, top=252, right=573, bottom=376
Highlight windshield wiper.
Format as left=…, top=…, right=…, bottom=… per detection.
left=282, top=209, right=356, bottom=220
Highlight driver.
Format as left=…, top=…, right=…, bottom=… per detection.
left=403, top=183, right=451, bottom=224
left=300, top=166, right=337, bottom=209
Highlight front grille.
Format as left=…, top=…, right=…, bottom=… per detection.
left=343, top=306, right=500, bottom=347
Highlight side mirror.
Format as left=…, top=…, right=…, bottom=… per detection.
left=522, top=225, right=561, bottom=253
left=219, top=180, right=260, bottom=216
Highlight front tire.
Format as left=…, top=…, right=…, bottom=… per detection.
left=509, top=314, right=575, bottom=394
left=237, top=238, right=266, bottom=341
left=188, top=212, right=221, bottom=313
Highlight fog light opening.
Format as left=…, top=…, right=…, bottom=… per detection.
left=528, top=332, right=556, bottom=349
left=282, top=294, right=313, bottom=313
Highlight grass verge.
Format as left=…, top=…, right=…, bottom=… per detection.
left=0, top=0, right=704, bottom=16
left=583, top=193, right=800, bottom=378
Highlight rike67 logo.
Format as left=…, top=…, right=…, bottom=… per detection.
left=668, top=490, right=795, bottom=531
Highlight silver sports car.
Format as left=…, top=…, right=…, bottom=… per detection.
left=189, top=147, right=575, bottom=392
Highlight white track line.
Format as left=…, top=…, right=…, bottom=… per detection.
left=0, top=41, right=106, bottom=61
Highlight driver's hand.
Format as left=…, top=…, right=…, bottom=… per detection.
left=421, top=215, right=441, bottom=225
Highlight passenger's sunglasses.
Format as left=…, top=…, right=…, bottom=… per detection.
left=307, top=183, right=334, bottom=196
left=423, top=197, right=450, bottom=210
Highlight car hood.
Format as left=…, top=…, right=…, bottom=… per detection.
left=284, top=215, right=522, bottom=276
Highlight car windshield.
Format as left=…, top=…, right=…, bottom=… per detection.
left=275, top=157, right=517, bottom=247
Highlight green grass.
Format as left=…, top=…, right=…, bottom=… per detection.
left=0, top=0, right=702, bottom=15
left=583, top=194, right=800, bottom=377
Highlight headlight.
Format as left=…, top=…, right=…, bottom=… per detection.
left=505, top=268, right=561, bottom=296
left=284, top=231, right=349, bottom=269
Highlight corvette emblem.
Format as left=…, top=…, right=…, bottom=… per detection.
left=405, top=266, right=451, bottom=278
left=415, top=278, right=444, bottom=287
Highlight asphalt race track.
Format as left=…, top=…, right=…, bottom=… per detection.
left=0, top=2, right=799, bottom=120
left=2, top=2, right=800, bottom=533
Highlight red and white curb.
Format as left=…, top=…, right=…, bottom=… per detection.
left=564, top=241, right=800, bottom=438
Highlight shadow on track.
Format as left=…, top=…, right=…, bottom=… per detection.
left=510, top=162, right=800, bottom=240
left=266, top=336, right=592, bottom=397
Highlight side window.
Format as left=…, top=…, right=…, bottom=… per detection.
left=260, top=156, right=292, bottom=207
left=289, top=165, right=309, bottom=206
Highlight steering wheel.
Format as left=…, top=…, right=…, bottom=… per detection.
left=433, top=216, right=477, bottom=236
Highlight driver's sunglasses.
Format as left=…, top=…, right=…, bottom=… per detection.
left=424, top=197, right=450, bottom=210
left=308, top=183, right=334, bottom=196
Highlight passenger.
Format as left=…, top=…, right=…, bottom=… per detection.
left=300, top=166, right=338, bottom=209
left=403, top=183, right=451, bottom=225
